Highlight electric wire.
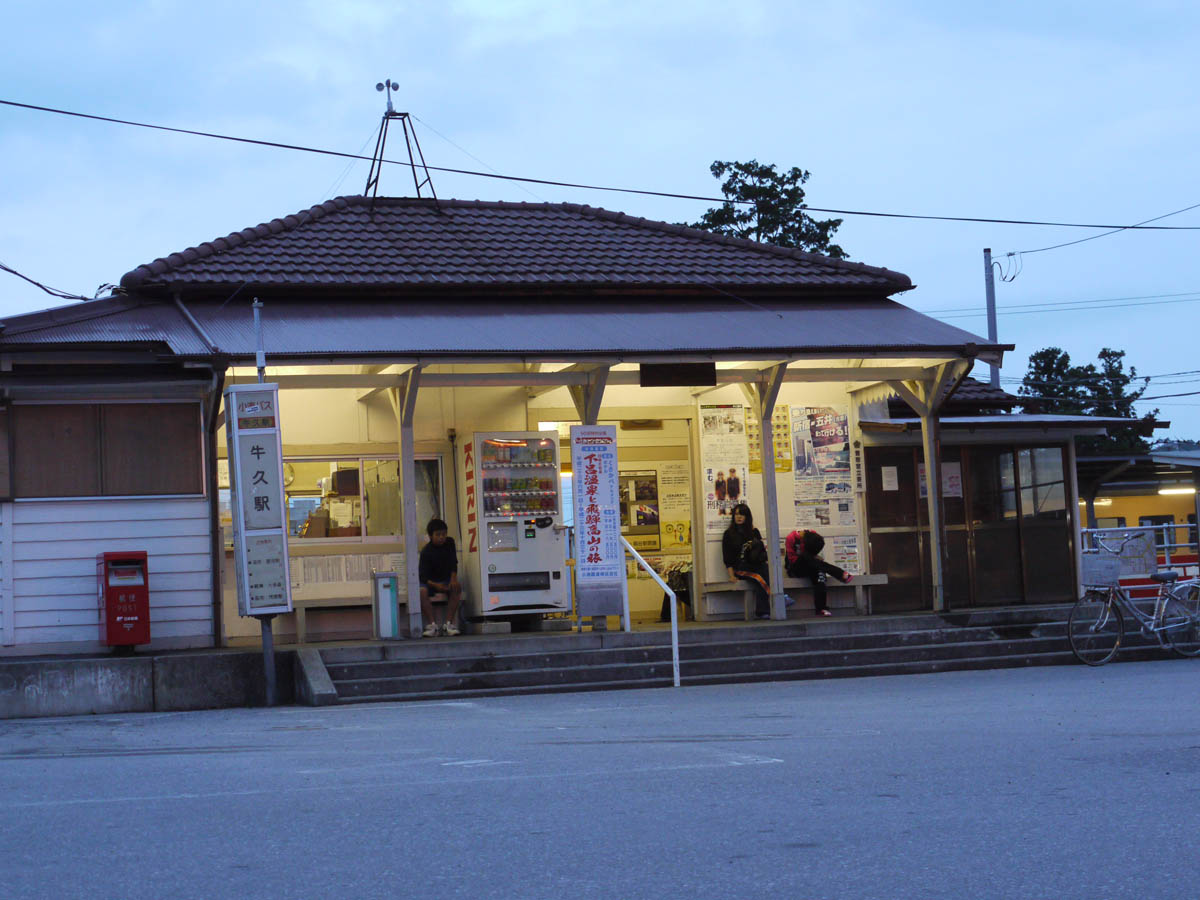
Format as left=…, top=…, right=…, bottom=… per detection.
left=0, top=260, right=90, bottom=302
left=5, top=97, right=1200, bottom=231
left=920, top=289, right=1200, bottom=316
left=932, top=295, right=1200, bottom=321
left=1016, top=201, right=1200, bottom=255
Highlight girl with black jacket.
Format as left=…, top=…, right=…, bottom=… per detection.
left=722, top=502, right=771, bottom=618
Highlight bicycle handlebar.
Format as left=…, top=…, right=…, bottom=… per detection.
left=1086, top=532, right=1143, bottom=555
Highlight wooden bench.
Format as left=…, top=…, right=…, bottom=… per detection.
left=707, top=573, right=888, bottom=620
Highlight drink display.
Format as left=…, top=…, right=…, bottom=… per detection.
left=463, top=432, right=569, bottom=617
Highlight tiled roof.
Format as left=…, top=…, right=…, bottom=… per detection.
left=119, top=197, right=913, bottom=293
left=945, top=376, right=1020, bottom=406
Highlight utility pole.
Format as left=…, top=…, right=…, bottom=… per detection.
left=983, top=248, right=1000, bottom=388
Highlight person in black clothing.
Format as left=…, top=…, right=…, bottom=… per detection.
left=418, top=518, right=462, bottom=637
left=722, top=503, right=771, bottom=619
left=785, top=529, right=852, bottom=617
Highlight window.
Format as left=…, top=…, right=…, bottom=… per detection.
left=1018, top=447, right=1067, bottom=519
left=286, top=456, right=443, bottom=542
left=13, top=403, right=203, bottom=498
left=1139, top=515, right=1175, bottom=549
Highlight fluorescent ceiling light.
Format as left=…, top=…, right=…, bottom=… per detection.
left=1158, top=487, right=1197, bottom=495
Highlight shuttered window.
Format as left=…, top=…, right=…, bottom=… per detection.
left=13, top=403, right=203, bottom=498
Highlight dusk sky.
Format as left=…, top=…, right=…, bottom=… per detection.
left=3, top=1, right=1198, bottom=437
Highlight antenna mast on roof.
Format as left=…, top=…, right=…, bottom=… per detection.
left=364, top=79, right=437, bottom=204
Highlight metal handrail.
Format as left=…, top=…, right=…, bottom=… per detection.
left=622, top=537, right=680, bottom=688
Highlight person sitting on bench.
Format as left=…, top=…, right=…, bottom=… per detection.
left=418, top=518, right=463, bottom=637
left=785, top=529, right=852, bottom=617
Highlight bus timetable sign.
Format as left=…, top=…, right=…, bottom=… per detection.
left=224, top=384, right=293, bottom=617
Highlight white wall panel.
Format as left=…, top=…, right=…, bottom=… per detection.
left=8, top=498, right=213, bottom=650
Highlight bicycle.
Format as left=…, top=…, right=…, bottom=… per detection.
left=1068, top=532, right=1200, bottom=666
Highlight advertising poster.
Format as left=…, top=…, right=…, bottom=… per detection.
left=792, top=405, right=852, bottom=502
left=619, top=469, right=661, bottom=552
left=792, top=404, right=855, bottom=532
left=657, top=460, right=693, bottom=550
left=699, top=404, right=750, bottom=536
left=794, top=498, right=857, bottom=529
left=827, top=535, right=861, bottom=573
left=918, top=461, right=964, bottom=499
left=748, top=406, right=793, bottom=474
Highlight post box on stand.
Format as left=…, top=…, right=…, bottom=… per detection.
left=97, top=551, right=150, bottom=647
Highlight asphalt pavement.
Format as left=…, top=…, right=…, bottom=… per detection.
left=2, top=660, right=1199, bottom=899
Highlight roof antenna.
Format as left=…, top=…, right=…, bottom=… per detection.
left=364, top=79, right=437, bottom=205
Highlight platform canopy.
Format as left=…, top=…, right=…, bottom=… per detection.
left=0, top=196, right=1006, bottom=381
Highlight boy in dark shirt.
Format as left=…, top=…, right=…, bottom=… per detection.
left=418, top=518, right=462, bottom=637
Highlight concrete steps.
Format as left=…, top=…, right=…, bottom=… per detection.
left=317, top=606, right=1179, bottom=705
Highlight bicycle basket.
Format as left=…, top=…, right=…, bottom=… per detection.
left=1080, top=553, right=1122, bottom=587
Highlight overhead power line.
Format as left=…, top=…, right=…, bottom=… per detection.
left=5, top=97, right=1200, bottom=232
left=933, top=294, right=1200, bottom=321
left=921, top=289, right=1200, bottom=316
left=0, top=260, right=91, bottom=301
left=1017, top=201, right=1200, bottom=255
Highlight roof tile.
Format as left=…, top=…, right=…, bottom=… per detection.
left=119, top=196, right=913, bottom=293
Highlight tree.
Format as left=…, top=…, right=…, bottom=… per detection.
left=1018, top=346, right=1158, bottom=454
left=688, top=160, right=847, bottom=258
left=1017, top=348, right=1093, bottom=416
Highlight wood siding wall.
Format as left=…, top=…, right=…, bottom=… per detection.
left=4, top=498, right=212, bottom=650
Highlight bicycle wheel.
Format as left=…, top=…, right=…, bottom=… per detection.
left=1162, top=585, right=1200, bottom=658
left=1068, top=589, right=1123, bottom=666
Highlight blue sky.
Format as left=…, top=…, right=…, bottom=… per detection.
left=2, top=1, right=1198, bottom=437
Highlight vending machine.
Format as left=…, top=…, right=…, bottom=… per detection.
left=463, top=431, right=570, bottom=618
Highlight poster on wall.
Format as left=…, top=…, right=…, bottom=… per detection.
left=794, top=498, right=857, bottom=529
left=918, top=462, right=964, bottom=498
left=699, top=404, right=750, bottom=536
left=656, top=460, right=693, bottom=550
left=748, top=406, right=793, bottom=474
left=619, top=469, right=661, bottom=552
left=793, top=405, right=853, bottom=502
left=827, top=535, right=861, bottom=572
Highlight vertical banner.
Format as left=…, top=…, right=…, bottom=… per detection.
left=224, top=384, right=293, bottom=617
left=699, top=404, right=750, bottom=536
left=570, top=425, right=624, bottom=615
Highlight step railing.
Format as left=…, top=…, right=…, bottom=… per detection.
left=622, top=537, right=680, bottom=688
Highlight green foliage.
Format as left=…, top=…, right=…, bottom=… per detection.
left=1018, top=347, right=1159, bottom=453
left=688, top=160, right=847, bottom=258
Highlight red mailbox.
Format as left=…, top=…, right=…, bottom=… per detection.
left=97, top=552, right=150, bottom=647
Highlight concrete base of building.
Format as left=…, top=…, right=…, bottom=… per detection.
left=0, top=650, right=295, bottom=720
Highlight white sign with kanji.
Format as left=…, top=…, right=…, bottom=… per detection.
left=224, top=383, right=293, bottom=617
left=570, top=425, right=624, bottom=615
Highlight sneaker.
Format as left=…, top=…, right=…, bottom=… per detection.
left=756, top=613, right=771, bottom=620
left=443, top=623, right=460, bottom=636
left=841, top=573, right=854, bottom=584
left=816, top=609, right=833, bottom=617
left=784, top=594, right=796, bottom=607
left=422, top=622, right=439, bottom=638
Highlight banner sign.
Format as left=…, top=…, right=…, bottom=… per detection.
left=570, top=425, right=624, bottom=615
left=224, top=384, right=293, bottom=616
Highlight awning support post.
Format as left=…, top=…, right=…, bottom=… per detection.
left=391, top=366, right=424, bottom=624
left=567, top=366, right=610, bottom=425
left=888, top=360, right=971, bottom=612
left=749, top=364, right=788, bottom=618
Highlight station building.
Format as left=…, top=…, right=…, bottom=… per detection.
left=0, top=196, right=1117, bottom=654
